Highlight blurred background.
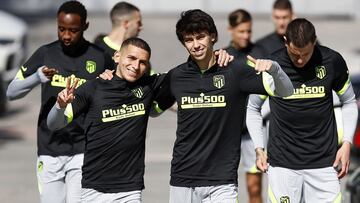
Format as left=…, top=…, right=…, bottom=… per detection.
left=0, top=0, right=360, bottom=202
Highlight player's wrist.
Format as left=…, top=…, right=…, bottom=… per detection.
left=255, top=147, right=265, bottom=153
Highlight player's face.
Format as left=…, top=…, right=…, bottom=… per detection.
left=286, top=42, right=315, bottom=68
left=229, top=21, right=252, bottom=49
left=272, top=9, right=293, bottom=35
left=183, top=31, right=214, bottom=62
left=126, top=11, right=142, bottom=39
left=115, top=45, right=149, bottom=82
left=57, top=12, right=87, bottom=47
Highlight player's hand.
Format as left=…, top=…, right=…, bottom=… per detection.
left=42, top=66, right=58, bottom=80
left=255, top=148, right=268, bottom=173
left=57, top=78, right=79, bottom=109
left=333, top=141, right=351, bottom=179
left=215, top=49, right=234, bottom=67
left=247, top=55, right=273, bottom=74
left=99, top=69, right=114, bottom=80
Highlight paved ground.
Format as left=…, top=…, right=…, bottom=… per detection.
left=0, top=13, right=359, bottom=202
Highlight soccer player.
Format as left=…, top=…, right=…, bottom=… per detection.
left=92, top=1, right=155, bottom=75
left=247, top=18, right=358, bottom=203
left=6, top=1, right=112, bottom=202
left=94, top=2, right=142, bottom=57
left=154, top=9, right=293, bottom=203
left=256, top=0, right=294, bottom=55
left=47, top=37, right=161, bottom=202
left=225, top=8, right=266, bottom=203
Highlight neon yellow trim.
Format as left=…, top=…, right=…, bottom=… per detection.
left=334, top=108, right=343, bottom=145
left=181, top=103, right=226, bottom=109
left=268, top=185, right=277, bottom=203
left=333, top=192, right=342, bottom=203
left=149, top=68, right=156, bottom=76
left=262, top=72, right=275, bottom=96
left=103, top=36, right=121, bottom=51
left=259, top=95, right=268, bottom=100
left=64, top=104, right=74, bottom=124
left=284, top=93, right=325, bottom=99
left=102, top=111, right=145, bottom=122
left=37, top=160, right=43, bottom=194
left=153, top=101, right=163, bottom=113
left=16, top=69, right=25, bottom=80
left=337, top=77, right=350, bottom=95
left=248, top=165, right=260, bottom=173
left=246, top=59, right=255, bottom=68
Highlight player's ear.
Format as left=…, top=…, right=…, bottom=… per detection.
left=113, top=51, right=121, bottom=63
left=83, top=22, right=89, bottom=31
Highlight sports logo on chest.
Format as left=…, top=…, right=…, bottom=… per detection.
left=315, top=65, right=326, bottom=79
left=85, top=60, right=97, bottom=74
left=131, top=87, right=144, bottom=98
left=213, top=75, right=225, bottom=89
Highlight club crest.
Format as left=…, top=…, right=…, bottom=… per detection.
left=280, top=196, right=290, bottom=203
left=315, top=66, right=326, bottom=79
left=213, top=75, right=225, bottom=89
left=132, top=87, right=144, bottom=98
left=86, top=61, right=96, bottom=73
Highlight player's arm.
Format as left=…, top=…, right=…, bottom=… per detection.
left=333, top=78, right=357, bottom=178
left=331, top=53, right=358, bottom=178
left=246, top=94, right=268, bottom=172
left=6, top=47, right=58, bottom=100
left=47, top=79, right=79, bottom=130
left=153, top=71, right=176, bottom=113
left=246, top=55, right=293, bottom=97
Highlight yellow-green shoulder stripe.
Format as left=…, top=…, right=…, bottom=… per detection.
left=103, top=36, right=121, bottom=51
left=16, top=69, right=25, bottom=80
left=259, top=95, right=268, bottom=100
left=64, top=104, right=74, bottom=124
left=337, top=77, right=350, bottom=95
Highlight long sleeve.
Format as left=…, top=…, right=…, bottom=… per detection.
left=246, top=94, right=267, bottom=149
left=47, top=103, right=71, bottom=131
left=6, top=66, right=49, bottom=100
left=265, top=61, right=294, bottom=97
left=337, top=83, right=358, bottom=144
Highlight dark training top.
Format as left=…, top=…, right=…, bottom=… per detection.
left=225, top=42, right=266, bottom=60
left=267, top=45, right=349, bottom=169
left=225, top=42, right=267, bottom=134
left=94, top=34, right=117, bottom=59
left=20, top=40, right=112, bottom=156
left=70, top=74, right=164, bottom=193
left=256, top=32, right=285, bottom=56
left=156, top=58, right=269, bottom=187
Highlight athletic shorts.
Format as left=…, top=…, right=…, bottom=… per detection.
left=169, top=184, right=238, bottom=203
left=267, top=166, right=342, bottom=203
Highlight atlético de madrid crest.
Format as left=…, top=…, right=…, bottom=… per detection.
left=132, top=87, right=144, bottom=98
left=213, top=75, right=225, bottom=89
left=315, top=65, right=326, bottom=79
left=86, top=61, right=96, bottom=73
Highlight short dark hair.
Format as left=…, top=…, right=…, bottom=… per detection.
left=285, top=18, right=316, bottom=48
left=228, top=9, right=252, bottom=27
left=120, top=37, right=151, bottom=57
left=110, top=2, right=140, bottom=26
left=176, top=9, right=218, bottom=44
left=273, top=0, right=293, bottom=11
left=58, top=1, right=87, bottom=24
